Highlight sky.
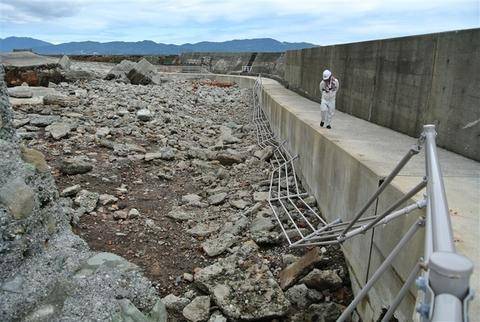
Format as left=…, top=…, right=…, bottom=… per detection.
left=0, top=0, right=479, bottom=45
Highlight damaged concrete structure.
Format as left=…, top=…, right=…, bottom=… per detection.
left=0, top=52, right=94, bottom=87
left=0, top=51, right=65, bottom=86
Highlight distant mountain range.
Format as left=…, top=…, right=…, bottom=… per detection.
left=0, top=37, right=317, bottom=55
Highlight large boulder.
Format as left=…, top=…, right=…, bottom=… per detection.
left=58, top=55, right=71, bottom=70
left=45, top=122, right=72, bottom=140
left=278, top=247, right=324, bottom=289
left=207, top=192, right=227, bottom=205
left=105, top=60, right=136, bottom=82
left=127, top=58, right=157, bottom=85
left=162, top=294, right=190, bottom=312
left=194, top=241, right=290, bottom=320
left=214, top=152, right=244, bottom=166
left=74, top=189, right=99, bottom=213
left=285, top=284, right=310, bottom=308
left=300, top=268, right=343, bottom=291
left=217, top=126, right=241, bottom=145
left=144, top=147, right=175, bottom=161
left=136, top=108, right=153, bottom=122
left=60, top=157, right=93, bottom=175
left=182, top=296, right=210, bottom=322
left=0, top=178, right=35, bottom=219
left=29, top=114, right=60, bottom=127
left=62, top=69, right=95, bottom=82
left=201, top=233, right=237, bottom=257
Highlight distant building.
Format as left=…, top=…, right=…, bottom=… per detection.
left=12, top=48, right=33, bottom=52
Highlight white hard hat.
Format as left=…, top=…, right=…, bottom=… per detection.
left=323, top=69, right=332, bottom=80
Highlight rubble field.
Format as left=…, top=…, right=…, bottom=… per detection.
left=1, top=59, right=352, bottom=322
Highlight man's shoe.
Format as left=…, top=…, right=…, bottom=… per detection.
left=326, top=125, right=331, bottom=129
left=320, top=122, right=324, bottom=127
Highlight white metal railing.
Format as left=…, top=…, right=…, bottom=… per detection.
left=252, top=75, right=327, bottom=247
left=251, top=76, right=475, bottom=321
left=417, top=125, right=474, bottom=322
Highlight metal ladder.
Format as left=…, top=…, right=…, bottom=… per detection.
left=251, top=75, right=475, bottom=321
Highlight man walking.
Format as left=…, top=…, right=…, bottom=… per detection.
left=319, top=69, right=339, bottom=129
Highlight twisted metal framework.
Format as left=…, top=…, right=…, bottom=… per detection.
left=252, top=76, right=327, bottom=247
left=251, top=76, right=474, bottom=321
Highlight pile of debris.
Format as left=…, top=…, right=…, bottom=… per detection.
left=1, top=59, right=353, bottom=321
left=0, top=65, right=164, bottom=321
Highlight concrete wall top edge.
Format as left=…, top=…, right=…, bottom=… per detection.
left=285, top=28, right=480, bottom=54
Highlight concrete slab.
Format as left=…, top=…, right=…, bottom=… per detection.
left=9, top=87, right=59, bottom=107
left=1, top=52, right=65, bottom=86
left=0, top=51, right=59, bottom=67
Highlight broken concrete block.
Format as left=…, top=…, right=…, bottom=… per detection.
left=127, top=58, right=156, bottom=85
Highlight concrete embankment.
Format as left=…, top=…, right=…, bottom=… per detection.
left=180, top=52, right=285, bottom=78
left=185, top=73, right=479, bottom=321
left=284, top=28, right=480, bottom=161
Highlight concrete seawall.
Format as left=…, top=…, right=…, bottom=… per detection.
left=179, top=52, right=285, bottom=78
left=284, top=28, right=480, bottom=161
left=178, top=73, right=479, bottom=321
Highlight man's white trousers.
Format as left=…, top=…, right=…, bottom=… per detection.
left=320, top=100, right=335, bottom=126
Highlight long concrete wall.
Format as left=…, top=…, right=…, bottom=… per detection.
left=284, top=29, right=480, bottom=161
left=180, top=52, right=285, bottom=78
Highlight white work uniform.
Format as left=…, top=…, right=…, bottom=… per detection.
left=319, top=77, right=339, bottom=126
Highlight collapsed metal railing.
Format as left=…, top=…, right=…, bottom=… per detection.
left=252, top=75, right=327, bottom=247
left=251, top=75, right=474, bottom=321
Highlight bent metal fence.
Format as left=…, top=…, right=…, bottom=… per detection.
left=251, top=75, right=474, bottom=321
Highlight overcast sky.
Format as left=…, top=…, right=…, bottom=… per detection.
left=1, top=0, right=479, bottom=44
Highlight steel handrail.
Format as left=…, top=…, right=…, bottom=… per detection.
left=418, top=125, right=474, bottom=322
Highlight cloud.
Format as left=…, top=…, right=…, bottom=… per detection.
left=1, top=0, right=86, bottom=23
left=0, top=0, right=478, bottom=44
